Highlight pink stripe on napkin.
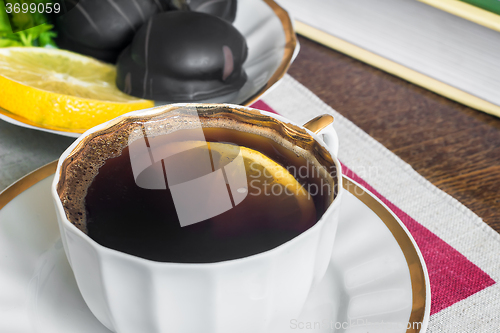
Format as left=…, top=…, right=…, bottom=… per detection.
left=341, top=165, right=495, bottom=315
left=250, top=100, right=496, bottom=315
left=250, top=100, right=278, bottom=114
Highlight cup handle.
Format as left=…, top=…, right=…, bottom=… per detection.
left=303, top=114, right=339, bottom=156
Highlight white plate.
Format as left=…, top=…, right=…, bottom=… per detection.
left=0, top=163, right=430, bottom=333
left=0, top=0, right=299, bottom=138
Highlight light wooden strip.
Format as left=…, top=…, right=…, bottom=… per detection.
left=418, top=0, right=500, bottom=32
left=294, top=21, right=500, bottom=118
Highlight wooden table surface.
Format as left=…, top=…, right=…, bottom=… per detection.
left=289, top=36, right=500, bottom=233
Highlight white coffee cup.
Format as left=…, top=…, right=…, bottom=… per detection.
left=51, top=104, right=343, bottom=333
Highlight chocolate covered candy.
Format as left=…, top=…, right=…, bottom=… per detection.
left=55, top=0, right=168, bottom=62
left=116, top=11, right=248, bottom=101
left=169, top=0, right=237, bottom=22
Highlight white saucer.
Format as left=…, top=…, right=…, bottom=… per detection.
left=0, top=0, right=299, bottom=138
left=0, top=162, right=430, bottom=333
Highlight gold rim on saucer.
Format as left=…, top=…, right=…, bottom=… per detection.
left=0, top=161, right=429, bottom=332
left=342, top=177, right=428, bottom=333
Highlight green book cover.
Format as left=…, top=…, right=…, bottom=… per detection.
left=460, top=0, right=500, bottom=15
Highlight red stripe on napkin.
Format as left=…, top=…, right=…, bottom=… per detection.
left=341, top=165, right=495, bottom=315
left=251, top=100, right=496, bottom=315
left=250, top=100, right=278, bottom=114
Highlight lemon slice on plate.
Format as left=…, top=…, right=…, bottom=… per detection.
left=0, top=47, right=154, bottom=132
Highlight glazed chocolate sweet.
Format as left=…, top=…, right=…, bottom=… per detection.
left=169, top=0, right=237, bottom=22
left=55, top=0, right=168, bottom=63
left=116, top=11, right=248, bottom=101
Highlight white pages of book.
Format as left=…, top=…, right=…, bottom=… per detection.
left=276, top=0, right=500, bottom=107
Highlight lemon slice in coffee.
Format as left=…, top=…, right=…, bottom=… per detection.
left=207, top=142, right=318, bottom=236
left=155, top=140, right=317, bottom=236
left=0, top=47, right=154, bottom=132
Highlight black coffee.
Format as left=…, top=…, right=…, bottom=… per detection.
left=59, top=112, right=336, bottom=263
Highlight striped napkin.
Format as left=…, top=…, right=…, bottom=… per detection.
left=255, top=75, right=500, bottom=332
